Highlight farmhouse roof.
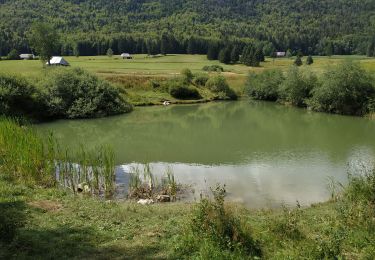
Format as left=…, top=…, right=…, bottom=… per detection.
left=47, top=56, right=69, bottom=66
left=19, top=54, right=35, bottom=59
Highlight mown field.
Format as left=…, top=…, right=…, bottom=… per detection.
left=2, top=54, right=375, bottom=105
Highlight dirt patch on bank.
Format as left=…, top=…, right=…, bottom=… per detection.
left=28, top=200, right=63, bottom=212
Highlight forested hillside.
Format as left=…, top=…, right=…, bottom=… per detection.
left=1, top=0, right=375, bottom=56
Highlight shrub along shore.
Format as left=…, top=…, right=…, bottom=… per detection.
left=247, top=61, right=375, bottom=116
left=0, top=66, right=239, bottom=121
left=0, top=117, right=374, bottom=259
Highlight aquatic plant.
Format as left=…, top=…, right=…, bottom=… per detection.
left=0, top=117, right=116, bottom=195
left=127, top=164, right=181, bottom=201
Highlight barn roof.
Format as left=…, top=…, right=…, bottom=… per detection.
left=47, top=56, right=69, bottom=66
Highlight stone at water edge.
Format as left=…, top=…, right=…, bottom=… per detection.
left=137, top=199, right=154, bottom=205
left=77, top=183, right=90, bottom=193
left=156, top=195, right=171, bottom=202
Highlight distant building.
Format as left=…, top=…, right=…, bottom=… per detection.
left=121, top=53, right=133, bottom=59
left=276, top=52, right=286, bottom=57
left=19, top=54, right=35, bottom=60
left=47, top=56, right=70, bottom=66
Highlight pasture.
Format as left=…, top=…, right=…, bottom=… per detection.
left=2, top=54, right=375, bottom=105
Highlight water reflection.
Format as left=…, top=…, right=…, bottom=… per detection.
left=36, top=101, right=375, bottom=207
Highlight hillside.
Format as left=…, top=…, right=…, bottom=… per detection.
left=0, top=0, right=375, bottom=56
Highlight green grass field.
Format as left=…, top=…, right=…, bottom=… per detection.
left=2, top=54, right=375, bottom=76
left=2, top=54, right=375, bottom=105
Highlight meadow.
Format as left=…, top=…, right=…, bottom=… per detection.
left=2, top=54, right=375, bottom=105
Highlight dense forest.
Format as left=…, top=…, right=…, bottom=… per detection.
left=0, top=0, right=375, bottom=57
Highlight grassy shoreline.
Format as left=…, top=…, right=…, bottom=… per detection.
left=1, top=173, right=374, bottom=259
left=1, top=118, right=374, bottom=259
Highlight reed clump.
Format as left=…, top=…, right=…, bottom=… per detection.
left=0, top=117, right=116, bottom=195
left=128, top=164, right=181, bottom=201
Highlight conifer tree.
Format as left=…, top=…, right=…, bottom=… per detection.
left=306, top=55, right=314, bottom=65
left=207, top=42, right=219, bottom=60
left=218, top=47, right=231, bottom=64
left=106, top=48, right=113, bottom=57
left=230, top=45, right=240, bottom=63
left=294, top=56, right=303, bottom=66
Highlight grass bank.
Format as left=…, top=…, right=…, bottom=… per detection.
left=1, top=170, right=374, bottom=259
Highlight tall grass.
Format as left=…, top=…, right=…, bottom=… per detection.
left=0, top=117, right=116, bottom=195
left=173, top=185, right=262, bottom=258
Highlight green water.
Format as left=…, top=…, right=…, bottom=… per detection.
left=36, top=101, right=375, bottom=207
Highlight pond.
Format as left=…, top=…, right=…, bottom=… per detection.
left=35, top=101, right=375, bottom=208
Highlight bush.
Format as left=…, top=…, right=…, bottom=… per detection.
left=168, top=80, right=201, bottom=100
left=173, top=185, right=262, bottom=259
left=205, top=75, right=237, bottom=100
left=6, top=49, right=20, bottom=60
left=279, top=66, right=317, bottom=107
left=202, top=65, right=224, bottom=72
left=309, top=62, right=375, bottom=115
left=0, top=74, right=40, bottom=117
left=193, top=73, right=209, bottom=86
left=40, top=68, right=132, bottom=119
left=181, top=68, right=193, bottom=84
left=246, top=69, right=284, bottom=101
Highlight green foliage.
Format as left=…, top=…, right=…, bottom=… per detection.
left=174, top=185, right=262, bottom=259
left=246, top=69, right=284, bottom=101
left=286, top=49, right=293, bottom=58
left=193, top=73, right=209, bottom=86
left=241, top=44, right=261, bottom=67
left=218, top=47, right=231, bottom=64
left=309, top=62, right=375, bottom=115
left=306, top=55, right=314, bottom=65
left=207, top=42, right=219, bottom=60
left=0, top=118, right=117, bottom=194
left=205, top=75, right=237, bottom=100
left=230, top=45, right=241, bottom=63
left=202, top=65, right=224, bottom=72
left=28, top=22, right=60, bottom=64
left=106, top=48, right=113, bottom=57
left=40, top=68, right=132, bottom=119
left=294, top=56, right=303, bottom=66
left=1, top=0, right=373, bottom=57
left=6, top=49, right=20, bottom=60
left=279, top=66, right=317, bottom=106
left=168, top=80, right=201, bottom=100
left=367, top=37, right=375, bottom=57
left=0, top=74, right=40, bottom=118
left=272, top=205, right=304, bottom=240
left=180, top=68, right=193, bottom=84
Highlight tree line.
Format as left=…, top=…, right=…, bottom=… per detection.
left=1, top=0, right=375, bottom=58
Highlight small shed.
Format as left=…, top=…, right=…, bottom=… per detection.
left=47, top=56, right=70, bottom=66
left=276, top=52, right=286, bottom=57
left=19, top=54, right=35, bottom=60
left=121, top=53, right=133, bottom=59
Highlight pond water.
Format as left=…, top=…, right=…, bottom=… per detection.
left=36, top=101, right=375, bottom=208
